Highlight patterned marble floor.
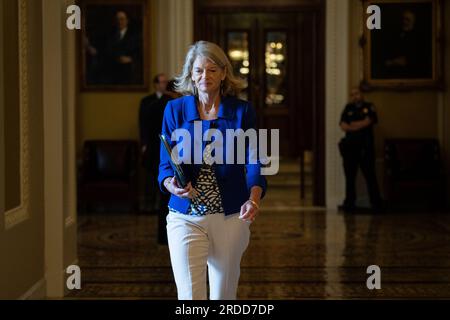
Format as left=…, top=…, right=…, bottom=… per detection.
left=68, top=160, right=450, bottom=299
left=68, top=209, right=450, bottom=299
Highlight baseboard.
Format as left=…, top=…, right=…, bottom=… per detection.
left=19, top=278, right=46, bottom=300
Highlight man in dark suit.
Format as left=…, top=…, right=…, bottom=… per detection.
left=104, top=10, right=141, bottom=84
left=383, top=9, right=431, bottom=79
left=139, top=74, right=170, bottom=214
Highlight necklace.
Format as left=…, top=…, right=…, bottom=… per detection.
left=200, top=100, right=215, bottom=115
left=197, top=95, right=219, bottom=116
left=204, top=102, right=214, bottom=114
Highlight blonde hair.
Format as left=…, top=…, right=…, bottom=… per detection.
left=175, top=41, right=247, bottom=97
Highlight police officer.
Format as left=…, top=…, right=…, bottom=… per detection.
left=338, top=87, right=383, bottom=212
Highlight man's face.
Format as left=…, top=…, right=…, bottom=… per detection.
left=350, top=89, right=363, bottom=103
left=116, top=11, right=128, bottom=30
left=155, top=75, right=168, bottom=93
left=402, top=11, right=415, bottom=32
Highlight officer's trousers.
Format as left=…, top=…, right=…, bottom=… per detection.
left=342, top=146, right=382, bottom=208
left=166, top=210, right=251, bottom=300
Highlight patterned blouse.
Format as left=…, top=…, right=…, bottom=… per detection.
left=169, top=142, right=225, bottom=216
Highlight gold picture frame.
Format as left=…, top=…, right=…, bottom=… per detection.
left=361, top=0, right=444, bottom=90
left=78, top=0, right=149, bottom=91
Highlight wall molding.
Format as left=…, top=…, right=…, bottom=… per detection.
left=19, top=278, right=46, bottom=300
left=5, top=0, right=31, bottom=230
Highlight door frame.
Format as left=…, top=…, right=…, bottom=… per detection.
left=194, top=0, right=325, bottom=206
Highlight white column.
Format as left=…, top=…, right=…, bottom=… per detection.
left=325, top=0, right=350, bottom=209
left=324, top=1, right=350, bottom=298
left=156, top=0, right=193, bottom=78
left=42, top=0, right=65, bottom=297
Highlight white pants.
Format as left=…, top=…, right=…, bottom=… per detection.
left=166, top=210, right=251, bottom=300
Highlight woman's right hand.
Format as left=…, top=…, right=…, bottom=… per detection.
left=163, top=176, right=199, bottom=199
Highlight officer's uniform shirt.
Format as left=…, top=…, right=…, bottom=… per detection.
left=340, top=101, right=378, bottom=146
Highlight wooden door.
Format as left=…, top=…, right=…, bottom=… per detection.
left=195, top=0, right=325, bottom=205
left=197, top=11, right=319, bottom=157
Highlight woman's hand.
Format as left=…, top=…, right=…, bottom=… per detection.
left=163, top=176, right=199, bottom=199
left=240, top=186, right=262, bottom=222
left=239, top=199, right=260, bottom=223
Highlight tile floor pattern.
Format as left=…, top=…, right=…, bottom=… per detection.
left=68, top=209, right=450, bottom=299
left=68, top=159, right=450, bottom=299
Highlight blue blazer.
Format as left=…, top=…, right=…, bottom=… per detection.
left=158, top=95, right=267, bottom=216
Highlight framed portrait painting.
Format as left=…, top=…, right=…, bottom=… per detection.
left=79, top=0, right=149, bottom=91
left=361, top=0, right=443, bottom=89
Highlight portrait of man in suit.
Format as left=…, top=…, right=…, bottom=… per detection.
left=363, top=0, right=442, bottom=88
left=81, top=1, right=148, bottom=90
left=103, top=10, right=141, bottom=84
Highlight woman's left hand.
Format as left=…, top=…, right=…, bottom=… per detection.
left=239, top=200, right=260, bottom=222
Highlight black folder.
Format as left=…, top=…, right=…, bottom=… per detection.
left=159, top=134, right=188, bottom=188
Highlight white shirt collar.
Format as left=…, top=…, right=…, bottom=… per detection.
left=119, top=28, right=128, bottom=40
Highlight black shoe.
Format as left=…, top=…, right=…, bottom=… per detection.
left=370, top=205, right=386, bottom=214
left=338, top=204, right=356, bottom=213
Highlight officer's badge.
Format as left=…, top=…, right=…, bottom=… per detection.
left=363, top=108, right=368, bottom=114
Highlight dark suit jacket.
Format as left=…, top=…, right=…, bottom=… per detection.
left=139, top=94, right=172, bottom=169
left=104, top=28, right=141, bottom=84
